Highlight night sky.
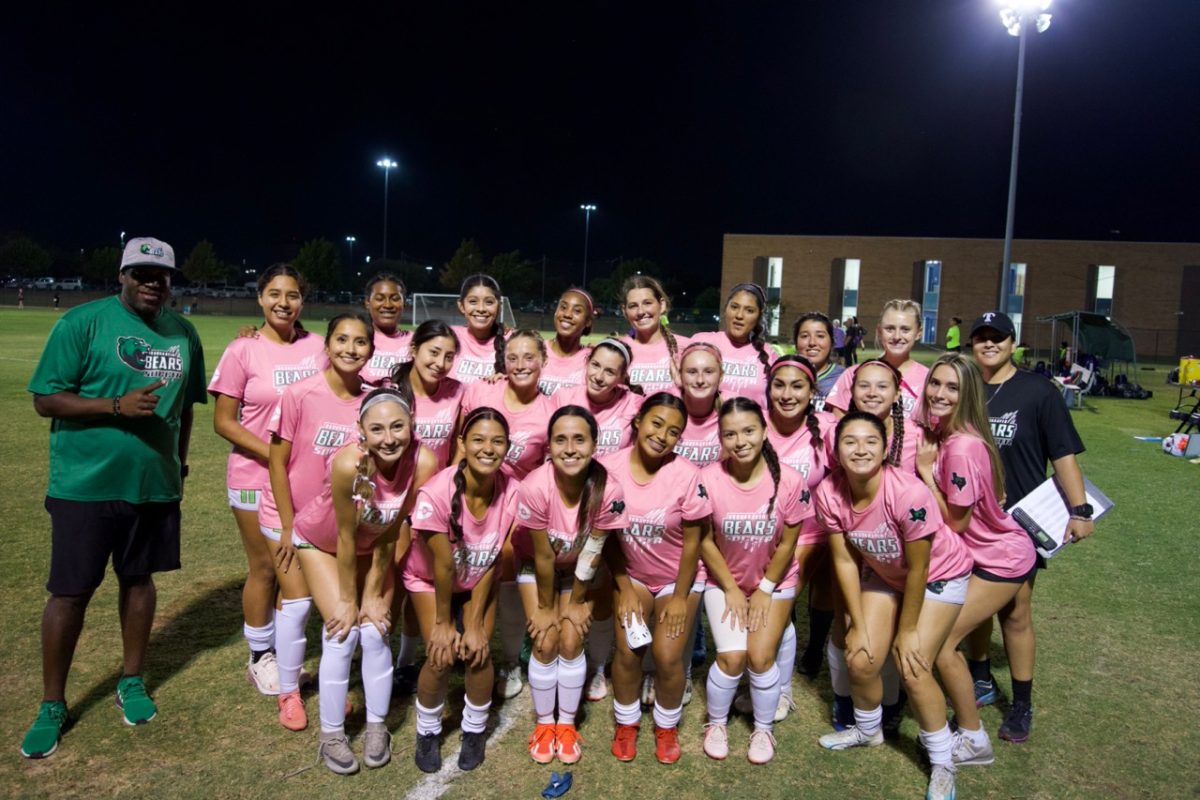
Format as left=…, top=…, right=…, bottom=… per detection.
left=3, top=1, right=1197, bottom=287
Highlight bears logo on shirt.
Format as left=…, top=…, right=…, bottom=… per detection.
left=950, top=472, right=966, bottom=491
left=116, top=336, right=183, bottom=380
left=909, top=506, right=927, bottom=522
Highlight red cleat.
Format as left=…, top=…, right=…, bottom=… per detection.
left=611, top=723, right=639, bottom=762
left=654, top=725, right=681, bottom=764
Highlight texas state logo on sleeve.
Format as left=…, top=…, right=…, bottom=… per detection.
left=116, top=336, right=183, bottom=381
left=908, top=506, right=927, bottom=522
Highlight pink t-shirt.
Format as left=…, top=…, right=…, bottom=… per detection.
left=701, top=460, right=812, bottom=595
left=450, top=324, right=501, bottom=384
left=539, top=346, right=589, bottom=397
left=601, top=448, right=711, bottom=593
left=936, top=432, right=1035, bottom=579
left=259, top=373, right=366, bottom=530
left=690, top=330, right=773, bottom=404
left=292, top=443, right=423, bottom=555
left=554, top=385, right=640, bottom=455
left=207, top=333, right=326, bottom=491
left=403, top=466, right=520, bottom=593
left=813, top=466, right=974, bottom=592
left=825, top=361, right=931, bottom=421
left=673, top=408, right=723, bottom=467
left=511, top=461, right=628, bottom=568
left=625, top=333, right=691, bottom=395
left=412, top=378, right=465, bottom=468
left=768, top=411, right=838, bottom=546
left=363, top=328, right=412, bottom=385
left=461, top=380, right=552, bottom=479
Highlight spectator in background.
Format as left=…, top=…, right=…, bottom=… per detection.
left=18, top=287, right=24, bottom=309
left=832, top=320, right=846, bottom=365
left=53, top=291, right=61, bottom=309
left=945, top=317, right=962, bottom=353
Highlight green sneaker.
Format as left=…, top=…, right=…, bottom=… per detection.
left=116, top=675, right=157, bottom=725
left=21, top=701, right=69, bottom=758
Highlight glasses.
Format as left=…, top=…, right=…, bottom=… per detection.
left=127, top=268, right=171, bottom=285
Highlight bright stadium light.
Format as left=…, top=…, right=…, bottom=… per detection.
left=376, top=158, right=398, bottom=259
left=999, top=0, right=1051, bottom=36
left=580, top=204, right=597, bottom=288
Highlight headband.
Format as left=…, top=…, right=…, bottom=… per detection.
left=769, top=357, right=816, bottom=385
left=359, top=391, right=411, bottom=420
left=566, top=287, right=596, bottom=317
left=729, top=282, right=767, bottom=305
left=594, top=337, right=632, bottom=365
left=680, top=341, right=724, bottom=368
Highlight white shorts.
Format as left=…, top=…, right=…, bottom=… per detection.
left=260, top=525, right=281, bottom=542
left=630, top=576, right=704, bottom=600
left=703, top=585, right=796, bottom=654
left=516, top=560, right=574, bottom=592
left=228, top=488, right=261, bottom=511
left=862, top=570, right=971, bottom=606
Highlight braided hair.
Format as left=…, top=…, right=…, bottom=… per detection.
left=726, top=282, right=772, bottom=374
left=448, top=406, right=510, bottom=543
left=391, top=319, right=459, bottom=388
left=592, top=338, right=645, bottom=396
left=458, top=273, right=507, bottom=374
left=767, top=353, right=824, bottom=470
left=620, top=274, right=679, bottom=364
left=548, top=405, right=609, bottom=540
left=719, top=396, right=781, bottom=517
left=848, top=359, right=905, bottom=468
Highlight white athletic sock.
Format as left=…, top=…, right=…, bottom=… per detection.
left=920, top=723, right=954, bottom=768
left=396, top=632, right=419, bottom=669
left=358, top=624, right=393, bottom=724
left=613, top=698, right=642, bottom=726
left=827, top=638, right=850, bottom=696
left=498, top=582, right=525, bottom=664
left=882, top=655, right=901, bottom=706
left=462, top=697, right=491, bottom=734
left=244, top=621, right=274, bottom=653
left=318, top=627, right=360, bottom=733
left=652, top=700, right=682, bottom=729
left=275, top=597, right=312, bottom=693
left=556, top=654, right=587, bottom=725
left=854, top=704, right=883, bottom=737
left=705, top=663, right=742, bottom=726
left=416, top=700, right=444, bottom=736
left=528, top=656, right=559, bottom=724
left=775, top=624, right=797, bottom=697
left=587, top=615, right=614, bottom=674
left=748, top=665, right=781, bottom=732
left=960, top=724, right=988, bottom=748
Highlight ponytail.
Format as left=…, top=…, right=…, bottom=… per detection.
left=491, top=320, right=507, bottom=375
left=576, top=459, right=610, bottom=540
left=761, top=438, right=782, bottom=518
left=448, top=460, right=468, bottom=544
left=887, top=402, right=905, bottom=468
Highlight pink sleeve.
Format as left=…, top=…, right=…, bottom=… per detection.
left=516, top=470, right=551, bottom=529
left=681, top=467, right=712, bottom=521
left=499, top=480, right=522, bottom=544
left=413, top=482, right=452, bottom=535
left=939, top=438, right=980, bottom=508
left=894, top=477, right=943, bottom=543
left=591, top=478, right=628, bottom=531
left=271, top=385, right=300, bottom=440
left=460, top=381, right=483, bottom=415
left=781, top=470, right=813, bottom=526
left=208, top=339, right=248, bottom=398
left=813, top=481, right=844, bottom=533
left=824, top=367, right=855, bottom=412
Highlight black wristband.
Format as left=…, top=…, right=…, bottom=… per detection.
left=112, top=396, right=121, bottom=416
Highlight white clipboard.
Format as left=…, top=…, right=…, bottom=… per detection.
left=1008, top=476, right=1113, bottom=559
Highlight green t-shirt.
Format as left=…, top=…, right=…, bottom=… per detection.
left=28, top=296, right=207, bottom=503
left=945, top=324, right=961, bottom=350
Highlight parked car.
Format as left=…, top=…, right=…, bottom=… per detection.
left=56, top=277, right=83, bottom=290
left=32, top=277, right=56, bottom=290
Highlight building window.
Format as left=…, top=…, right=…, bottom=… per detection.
left=766, top=257, right=783, bottom=336
left=1002, top=262, right=1026, bottom=341
left=920, top=260, right=942, bottom=344
left=1095, top=265, right=1115, bottom=317
left=841, top=258, right=860, bottom=322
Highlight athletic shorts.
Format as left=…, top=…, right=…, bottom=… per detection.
left=45, top=497, right=181, bottom=595
left=861, top=569, right=971, bottom=606
left=703, top=585, right=796, bottom=654
left=973, top=563, right=1038, bottom=585
left=630, top=576, right=704, bottom=600
left=227, top=487, right=261, bottom=512
left=516, top=560, right=575, bottom=591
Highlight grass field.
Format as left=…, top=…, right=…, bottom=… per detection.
left=1, top=307, right=1197, bottom=800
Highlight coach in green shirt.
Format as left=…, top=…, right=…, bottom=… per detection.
left=20, top=237, right=206, bottom=760
left=945, top=316, right=962, bottom=352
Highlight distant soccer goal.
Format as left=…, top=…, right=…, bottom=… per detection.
left=410, top=293, right=517, bottom=330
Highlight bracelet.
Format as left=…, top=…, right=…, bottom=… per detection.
left=758, top=577, right=777, bottom=595
left=112, top=396, right=121, bottom=416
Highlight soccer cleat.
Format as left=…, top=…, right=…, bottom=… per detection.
left=496, top=664, right=524, bottom=699
left=528, top=723, right=557, bottom=764
left=819, top=725, right=884, bottom=751
left=702, top=722, right=729, bottom=760
left=654, top=725, right=681, bottom=764
left=831, top=694, right=856, bottom=731
left=20, top=701, right=69, bottom=759
left=682, top=677, right=693, bottom=706
left=458, top=730, right=487, bottom=771
left=555, top=723, right=582, bottom=764
left=998, top=701, right=1033, bottom=743
left=774, top=691, right=796, bottom=723
left=611, top=723, right=639, bottom=761
left=586, top=669, right=609, bottom=702
left=318, top=730, right=359, bottom=775
left=115, top=675, right=157, bottom=726
left=246, top=651, right=281, bottom=696
left=641, top=673, right=656, bottom=707
left=926, top=764, right=958, bottom=800
left=951, top=730, right=995, bottom=766
left=277, top=690, right=307, bottom=731
left=974, top=678, right=999, bottom=708
left=414, top=732, right=441, bottom=773
left=747, top=728, right=777, bottom=764
left=393, top=663, right=420, bottom=696
left=362, top=721, right=392, bottom=768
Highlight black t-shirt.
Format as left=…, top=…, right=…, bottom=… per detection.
left=984, top=369, right=1085, bottom=508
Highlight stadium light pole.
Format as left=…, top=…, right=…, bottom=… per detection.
left=346, top=235, right=356, bottom=270
left=997, top=1, right=1052, bottom=279
left=120, top=231, right=126, bottom=250
left=580, top=204, right=596, bottom=289
left=376, top=158, right=398, bottom=259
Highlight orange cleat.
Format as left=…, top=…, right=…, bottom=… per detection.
left=611, top=723, right=639, bottom=762
left=528, top=723, right=557, bottom=764
left=654, top=725, right=681, bottom=764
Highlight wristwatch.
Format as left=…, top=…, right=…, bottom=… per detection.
left=1069, top=503, right=1093, bottom=519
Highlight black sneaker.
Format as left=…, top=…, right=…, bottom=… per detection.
left=998, top=701, right=1033, bottom=743
left=881, top=690, right=907, bottom=740
left=796, top=648, right=822, bottom=678
left=415, top=732, right=441, bottom=773
left=394, top=663, right=420, bottom=695
left=458, top=730, right=487, bottom=771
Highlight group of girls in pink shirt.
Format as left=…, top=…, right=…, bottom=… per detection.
left=209, top=268, right=1039, bottom=797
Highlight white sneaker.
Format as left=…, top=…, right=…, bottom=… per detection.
left=682, top=677, right=693, bottom=706
left=640, top=673, right=656, bottom=707
left=496, top=664, right=523, bottom=699
left=951, top=729, right=995, bottom=766
left=926, top=764, right=957, bottom=800
left=586, top=669, right=608, bottom=702
left=818, top=725, right=884, bottom=751
left=747, top=728, right=776, bottom=764
left=246, top=652, right=280, bottom=696
left=702, top=722, right=728, bottom=760
left=733, top=690, right=752, bottom=715
left=774, top=691, right=796, bottom=723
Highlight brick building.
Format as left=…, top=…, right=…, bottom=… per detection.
left=720, top=234, right=1200, bottom=361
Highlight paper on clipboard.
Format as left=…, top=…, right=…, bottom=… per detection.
left=1008, top=477, right=1113, bottom=559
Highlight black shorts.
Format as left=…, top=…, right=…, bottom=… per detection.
left=45, top=497, right=181, bottom=595
left=972, top=562, right=1038, bottom=585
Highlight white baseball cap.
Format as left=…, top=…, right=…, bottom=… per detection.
left=120, top=237, right=176, bottom=272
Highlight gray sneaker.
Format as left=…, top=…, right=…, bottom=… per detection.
left=318, top=730, right=360, bottom=775
left=362, top=722, right=392, bottom=768
left=818, top=725, right=884, bottom=751
left=951, top=729, right=995, bottom=766
left=926, top=764, right=957, bottom=800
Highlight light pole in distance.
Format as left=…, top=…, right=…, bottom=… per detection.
left=579, top=204, right=596, bottom=289
left=376, top=158, right=398, bottom=259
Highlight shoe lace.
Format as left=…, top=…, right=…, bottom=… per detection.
left=654, top=726, right=676, bottom=742
left=120, top=678, right=149, bottom=701
left=557, top=726, right=581, bottom=748
left=529, top=725, right=555, bottom=748
left=751, top=729, right=776, bottom=747
left=40, top=703, right=67, bottom=725
left=703, top=722, right=727, bottom=740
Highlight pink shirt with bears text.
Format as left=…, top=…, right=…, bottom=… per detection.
left=362, top=328, right=413, bottom=385
left=461, top=379, right=553, bottom=479
left=673, top=407, right=723, bottom=467
left=450, top=324, right=501, bottom=384
left=768, top=411, right=837, bottom=545
left=690, top=330, right=773, bottom=404
left=511, top=460, right=628, bottom=568
left=625, top=333, right=691, bottom=395
left=554, top=385, right=640, bottom=456
left=824, top=361, right=930, bottom=422
left=539, top=346, right=589, bottom=397
left=411, top=377, right=465, bottom=468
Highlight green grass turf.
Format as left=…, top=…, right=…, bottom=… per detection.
left=0, top=307, right=1197, bottom=799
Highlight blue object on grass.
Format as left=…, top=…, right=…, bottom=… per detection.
left=542, top=771, right=573, bottom=798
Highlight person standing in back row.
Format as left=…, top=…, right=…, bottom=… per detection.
left=21, top=237, right=207, bottom=759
